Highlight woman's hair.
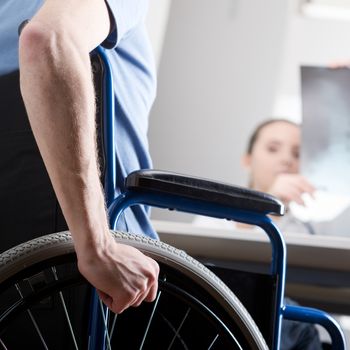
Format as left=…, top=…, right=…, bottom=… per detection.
left=246, top=118, right=299, bottom=154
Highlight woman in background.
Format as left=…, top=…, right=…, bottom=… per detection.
left=241, top=118, right=316, bottom=233
left=194, top=118, right=316, bottom=234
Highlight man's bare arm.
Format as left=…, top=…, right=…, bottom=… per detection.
left=18, top=0, right=159, bottom=313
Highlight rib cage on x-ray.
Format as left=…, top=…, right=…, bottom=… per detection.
left=301, top=66, right=350, bottom=196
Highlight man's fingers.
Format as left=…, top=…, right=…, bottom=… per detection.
left=97, top=290, right=113, bottom=310
left=99, top=276, right=158, bottom=313
left=110, top=295, right=130, bottom=314
left=130, top=289, right=148, bottom=307
left=144, top=280, right=158, bottom=302
left=132, top=278, right=159, bottom=307
left=131, top=271, right=159, bottom=307
left=98, top=289, right=132, bottom=314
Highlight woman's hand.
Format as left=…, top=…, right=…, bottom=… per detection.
left=267, top=174, right=315, bottom=206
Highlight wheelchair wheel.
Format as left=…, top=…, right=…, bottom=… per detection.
left=0, top=231, right=268, bottom=349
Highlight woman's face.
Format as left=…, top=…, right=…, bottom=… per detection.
left=243, top=121, right=300, bottom=192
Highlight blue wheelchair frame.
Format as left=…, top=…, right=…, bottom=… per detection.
left=90, top=47, right=346, bottom=350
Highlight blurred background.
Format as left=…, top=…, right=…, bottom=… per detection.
left=145, top=0, right=350, bottom=222
left=144, top=2, right=350, bottom=343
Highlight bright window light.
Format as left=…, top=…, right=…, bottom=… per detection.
left=301, top=0, right=350, bottom=20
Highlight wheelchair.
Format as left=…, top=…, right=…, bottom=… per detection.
left=0, top=47, right=346, bottom=349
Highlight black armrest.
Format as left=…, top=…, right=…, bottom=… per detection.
left=126, top=170, right=284, bottom=216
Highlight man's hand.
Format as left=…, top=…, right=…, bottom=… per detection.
left=77, top=233, right=159, bottom=314
left=268, top=174, right=315, bottom=206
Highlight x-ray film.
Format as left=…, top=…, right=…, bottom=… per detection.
left=301, top=65, right=350, bottom=195
left=290, top=66, right=350, bottom=228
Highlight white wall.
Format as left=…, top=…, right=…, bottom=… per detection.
left=148, top=0, right=289, bottom=221
left=146, top=0, right=172, bottom=68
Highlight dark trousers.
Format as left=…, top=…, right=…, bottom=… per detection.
left=0, top=71, right=91, bottom=349
left=0, top=70, right=67, bottom=253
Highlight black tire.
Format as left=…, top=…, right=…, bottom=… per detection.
left=0, top=231, right=268, bottom=350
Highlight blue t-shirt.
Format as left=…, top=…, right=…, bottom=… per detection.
left=0, top=0, right=158, bottom=239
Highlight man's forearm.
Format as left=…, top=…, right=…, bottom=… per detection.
left=19, top=21, right=110, bottom=254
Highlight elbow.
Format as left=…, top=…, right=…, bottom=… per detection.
left=18, top=21, right=71, bottom=73
left=19, top=22, right=55, bottom=67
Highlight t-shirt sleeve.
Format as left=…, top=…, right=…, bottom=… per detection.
left=102, top=0, right=148, bottom=49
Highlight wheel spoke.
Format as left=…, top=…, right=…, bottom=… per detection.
left=159, top=314, right=189, bottom=349
left=15, top=284, right=49, bottom=350
left=98, top=298, right=112, bottom=350
left=51, top=267, right=79, bottom=350
left=207, top=334, right=219, bottom=349
left=167, top=307, right=191, bottom=350
left=109, top=313, right=118, bottom=340
left=139, top=290, right=162, bottom=350
left=0, top=337, right=8, bottom=350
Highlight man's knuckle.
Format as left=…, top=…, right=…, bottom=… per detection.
left=139, top=283, right=147, bottom=294
left=148, top=273, right=157, bottom=285
left=125, top=289, right=136, bottom=302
